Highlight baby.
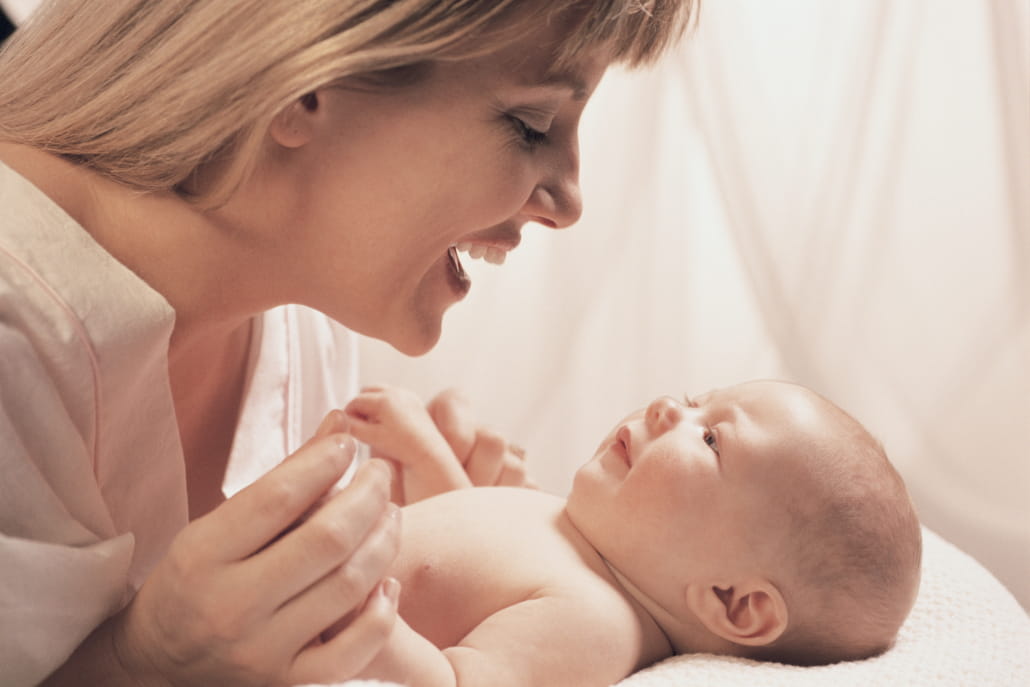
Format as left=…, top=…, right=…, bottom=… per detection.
left=341, top=380, right=922, bottom=686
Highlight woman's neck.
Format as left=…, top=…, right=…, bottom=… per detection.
left=0, top=142, right=270, bottom=354
left=1, top=143, right=263, bottom=517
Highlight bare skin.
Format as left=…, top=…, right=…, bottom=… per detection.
left=361, top=488, right=672, bottom=687
left=0, top=142, right=403, bottom=687
left=0, top=6, right=610, bottom=681
left=342, top=381, right=919, bottom=684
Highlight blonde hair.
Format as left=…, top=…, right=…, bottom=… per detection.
left=755, top=399, right=922, bottom=666
left=0, top=0, right=696, bottom=204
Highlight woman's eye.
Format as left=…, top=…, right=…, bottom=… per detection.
left=508, top=115, right=548, bottom=147
left=704, top=430, right=719, bottom=453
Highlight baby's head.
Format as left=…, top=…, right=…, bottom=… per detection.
left=566, top=379, right=922, bottom=665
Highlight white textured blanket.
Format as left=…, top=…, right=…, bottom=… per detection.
left=334, top=528, right=1030, bottom=686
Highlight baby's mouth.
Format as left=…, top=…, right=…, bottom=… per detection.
left=615, top=426, right=632, bottom=466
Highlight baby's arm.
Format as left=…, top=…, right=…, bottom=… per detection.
left=358, top=587, right=646, bottom=687
left=345, top=386, right=472, bottom=503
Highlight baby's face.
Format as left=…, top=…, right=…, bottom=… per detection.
left=566, top=380, right=838, bottom=611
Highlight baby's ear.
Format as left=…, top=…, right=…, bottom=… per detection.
left=684, top=578, right=788, bottom=647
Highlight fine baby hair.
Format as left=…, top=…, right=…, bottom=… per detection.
left=744, top=389, right=922, bottom=665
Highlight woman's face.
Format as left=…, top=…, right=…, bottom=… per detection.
left=228, top=26, right=611, bottom=355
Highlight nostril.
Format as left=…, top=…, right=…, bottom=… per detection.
left=646, top=397, right=671, bottom=429
left=646, top=396, right=684, bottom=433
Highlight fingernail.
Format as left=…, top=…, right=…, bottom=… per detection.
left=334, top=434, right=356, bottom=456
left=381, top=577, right=400, bottom=604
left=387, top=502, right=401, bottom=521
left=317, top=410, right=342, bottom=436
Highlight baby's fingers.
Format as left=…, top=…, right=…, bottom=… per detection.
left=426, top=388, right=476, bottom=463
left=495, top=445, right=531, bottom=487
left=464, top=429, right=507, bottom=486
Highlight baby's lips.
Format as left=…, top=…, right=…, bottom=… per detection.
left=613, top=425, right=633, bottom=465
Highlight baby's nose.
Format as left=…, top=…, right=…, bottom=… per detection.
left=645, top=396, right=684, bottom=435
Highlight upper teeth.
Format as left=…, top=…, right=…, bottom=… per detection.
left=456, top=241, right=507, bottom=265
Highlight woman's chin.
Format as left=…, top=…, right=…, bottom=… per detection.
left=382, top=311, right=445, bottom=357
left=389, top=331, right=440, bottom=357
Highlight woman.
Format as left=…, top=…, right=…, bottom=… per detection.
left=0, top=1, right=693, bottom=684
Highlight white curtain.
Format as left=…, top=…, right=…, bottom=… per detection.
left=360, top=0, right=1030, bottom=610
left=0, top=0, right=36, bottom=24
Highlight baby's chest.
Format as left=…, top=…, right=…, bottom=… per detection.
left=390, top=492, right=582, bottom=648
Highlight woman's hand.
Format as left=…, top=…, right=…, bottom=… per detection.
left=108, top=415, right=401, bottom=686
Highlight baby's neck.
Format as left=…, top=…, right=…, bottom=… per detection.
left=598, top=555, right=745, bottom=658
left=599, top=557, right=684, bottom=654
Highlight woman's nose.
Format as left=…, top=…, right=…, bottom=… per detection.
left=645, top=396, right=685, bottom=435
left=522, top=144, right=583, bottom=229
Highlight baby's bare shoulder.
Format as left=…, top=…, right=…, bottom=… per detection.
left=394, top=487, right=591, bottom=646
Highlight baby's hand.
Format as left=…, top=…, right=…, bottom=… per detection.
left=345, top=385, right=469, bottom=503
left=427, top=388, right=534, bottom=490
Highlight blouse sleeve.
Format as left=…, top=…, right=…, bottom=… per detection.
left=0, top=323, right=135, bottom=685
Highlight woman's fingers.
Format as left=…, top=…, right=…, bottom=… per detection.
left=270, top=498, right=400, bottom=645
left=288, top=578, right=400, bottom=684
left=190, top=434, right=358, bottom=562
left=245, top=459, right=394, bottom=606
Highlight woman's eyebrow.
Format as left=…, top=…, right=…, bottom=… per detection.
left=522, top=70, right=589, bottom=100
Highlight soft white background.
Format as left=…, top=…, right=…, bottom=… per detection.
left=5, top=0, right=1026, bottom=610
left=0, top=0, right=35, bottom=24
left=359, top=0, right=1030, bottom=611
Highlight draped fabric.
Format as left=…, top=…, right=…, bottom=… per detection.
left=0, top=0, right=33, bottom=25
left=360, top=0, right=1030, bottom=609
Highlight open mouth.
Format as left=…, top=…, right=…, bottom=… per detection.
left=445, top=245, right=471, bottom=296
left=447, top=246, right=467, bottom=279
left=446, top=241, right=516, bottom=294
left=455, top=241, right=509, bottom=265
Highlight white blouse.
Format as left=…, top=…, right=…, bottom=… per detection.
left=0, top=161, right=360, bottom=685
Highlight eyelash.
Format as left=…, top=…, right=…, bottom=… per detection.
left=686, top=395, right=719, bottom=453
left=507, top=115, right=548, bottom=148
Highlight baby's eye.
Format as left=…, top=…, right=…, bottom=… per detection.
left=703, top=429, right=719, bottom=453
